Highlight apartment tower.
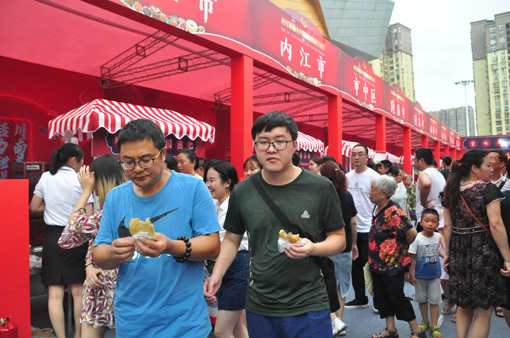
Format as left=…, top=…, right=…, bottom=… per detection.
left=371, top=23, right=416, bottom=101
left=471, top=12, right=510, bottom=135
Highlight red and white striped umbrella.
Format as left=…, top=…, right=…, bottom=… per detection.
left=296, top=131, right=324, bottom=154
left=48, top=99, right=215, bottom=143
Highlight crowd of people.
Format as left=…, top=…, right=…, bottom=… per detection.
left=29, top=111, right=510, bottom=338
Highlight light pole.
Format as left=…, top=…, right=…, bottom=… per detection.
left=455, top=80, right=474, bottom=136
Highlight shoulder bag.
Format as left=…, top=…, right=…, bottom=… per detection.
left=249, top=175, right=341, bottom=312
left=459, top=193, right=491, bottom=235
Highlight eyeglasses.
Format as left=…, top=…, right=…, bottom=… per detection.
left=119, top=148, right=164, bottom=170
left=351, top=152, right=366, bottom=158
left=254, top=140, right=293, bottom=151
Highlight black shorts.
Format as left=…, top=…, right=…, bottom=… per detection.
left=41, top=225, right=87, bottom=286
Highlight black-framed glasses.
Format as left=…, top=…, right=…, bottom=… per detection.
left=254, top=140, right=293, bottom=151
left=119, top=148, right=164, bottom=170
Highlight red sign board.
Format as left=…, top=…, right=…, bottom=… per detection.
left=410, top=102, right=426, bottom=132
left=427, top=115, right=439, bottom=139
left=341, top=56, right=384, bottom=111
left=440, top=123, right=448, bottom=144
left=0, top=118, right=31, bottom=179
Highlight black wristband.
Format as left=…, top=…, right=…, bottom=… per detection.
left=174, top=236, right=192, bottom=263
left=85, top=262, right=94, bottom=268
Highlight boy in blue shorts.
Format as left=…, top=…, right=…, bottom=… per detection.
left=409, top=208, right=446, bottom=338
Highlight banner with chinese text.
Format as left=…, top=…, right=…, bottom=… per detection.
left=0, top=118, right=30, bottom=179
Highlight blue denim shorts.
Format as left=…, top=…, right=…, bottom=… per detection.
left=331, top=251, right=352, bottom=298
left=217, top=250, right=249, bottom=311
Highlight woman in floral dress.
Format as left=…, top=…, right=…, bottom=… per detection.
left=59, top=154, right=126, bottom=337
left=442, top=149, right=510, bottom=338
left=368, top=175, right=425, bottom=338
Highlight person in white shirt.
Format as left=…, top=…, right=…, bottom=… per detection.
left=414, top=148, right=446, bottom=232
left=29, top=143, right=93, bottom=338
left=489, top=150, right=510, bottom=192
left=345, top=144, right=380, bottom=309
left=205, top=160, right=249, bottom=338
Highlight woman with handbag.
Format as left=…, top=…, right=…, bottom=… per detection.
left=442, top=149, right=510, bottom=338
left=368, top=175, right=424, bottom=338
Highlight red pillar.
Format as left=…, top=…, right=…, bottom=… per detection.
left=434, top=141, right=441, bottom=166
left=0, top=180, right=30, bottom=338
left=327, top=95, right=343, bottom=163
left=421, top=135, right=428, bottom=148
left=452, top=148, right=458, bottom=160
left=403, top=127, right=412, bottom=175
left=443, top=144, right=450, bottom=158
left=230, top=55, right=253, bottom=177
left=376, top=115, right=386, bottom=152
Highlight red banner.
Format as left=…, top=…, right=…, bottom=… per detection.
left=0, top=117, right=31, bottom=179
left=449, top=130, right=456, bottom=147
left=410, top=102, right=426, bottom=132
left=440, top=123, right=449, bottom=144
left=426, top=114, right=439, bottom=139
left=341, top=56, right=384, bottom=111
left=384, top=83, right=410, bottom=124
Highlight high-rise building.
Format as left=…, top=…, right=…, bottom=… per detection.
left=430, top=106, right=476, bottom=137
left=268, top=0, right=394, bottom=60
left=371, top=23, right=416, bottom=101
left=471, top=11, right=510, bottom=136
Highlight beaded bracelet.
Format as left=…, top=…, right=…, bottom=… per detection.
left=174, top=236, right=192, bottom=263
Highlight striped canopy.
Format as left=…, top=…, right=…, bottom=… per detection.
left=48, top=99, right=215, bottom=143
left=296, top=131, right=324, bottom=154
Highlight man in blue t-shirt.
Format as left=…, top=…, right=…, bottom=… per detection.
left=94, top=119, right=221, bottom=338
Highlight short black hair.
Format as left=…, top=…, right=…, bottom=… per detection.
left=386, top=166, right=400, bottom=177
left=442, top=156, right=452, bottom=166
left=243, top=155, right=261, bottom=170
left=206, top=160, right=239, bottom=192
left=489, top=149, right=508, bottom=164
left=422, top=208, right=439, bottom=220
left=352, top=144, right=369, bottom=156
left=178, top=148, right=198, bottom=170
left=251, top=111, right=298, bottom=141
left=292, top=153, right=301, bottom=166
left=165, top=154, right=177, bottom=170
left=380, top=160, right=392, bottom=169
left=117, top=119, right=165, bottom=152
left=322, top=156, right=336, bottom=163
left=415, top=148, right=434, bottom=165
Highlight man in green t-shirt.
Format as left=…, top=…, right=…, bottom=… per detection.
left=204, top=111, right=346, bottom=337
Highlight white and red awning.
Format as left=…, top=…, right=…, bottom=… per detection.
left=48, top=99, right=215, bottom=143
left=296, top=131, right=324, bottom=154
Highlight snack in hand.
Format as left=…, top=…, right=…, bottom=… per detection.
left=129, top=218, right=157, bottom=238
left=278, top=229, right=300, bottom=244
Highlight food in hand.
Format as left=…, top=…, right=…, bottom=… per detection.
left=129, top=218, right=157, bottom=238
left=278, top=229, right=300, bottom=244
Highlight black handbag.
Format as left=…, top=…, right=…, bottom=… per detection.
left=250, top=175, right=341, bottom=312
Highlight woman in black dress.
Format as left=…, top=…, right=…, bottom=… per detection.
left=442, top=149, right=510, bottom=338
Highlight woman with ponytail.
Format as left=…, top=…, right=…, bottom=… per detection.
left=320, top=160, right=357, bottom=336
left=442, top=149, right=510, bottom=338
left=30, top=143, right=93, bottom=338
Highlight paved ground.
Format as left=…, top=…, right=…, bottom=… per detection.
left=31, top=274, right=509, bottom=337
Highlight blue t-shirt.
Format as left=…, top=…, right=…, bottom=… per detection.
left=95, top=171, right=220, bottom=338
left=408, top=232, right=442, bottom=279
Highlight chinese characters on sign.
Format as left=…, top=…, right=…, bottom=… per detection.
left=199, top=0, right=217, bottom=23
left=0, top=119, right=29, bottom=179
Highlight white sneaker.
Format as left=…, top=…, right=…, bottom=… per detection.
left=332, top=318, right=348, bottom=336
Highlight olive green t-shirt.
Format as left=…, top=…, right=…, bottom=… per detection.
left=224, top=169, right=345, bottom=316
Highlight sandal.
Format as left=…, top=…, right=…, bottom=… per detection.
left=442, top=303, right=454, bottom=315
left=431, top=326, right=442, bottom=338
left=418, top=320, right=429, bottom=332
left=451, top=313, right=457, bottom=323
left=495, top=306, right=505, bottom=318
left=371, top=327, right=399, bottom=338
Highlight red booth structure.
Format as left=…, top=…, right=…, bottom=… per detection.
left=296, top=131, right=324, bottom=166
left=48, top=99, right=215, bottom=157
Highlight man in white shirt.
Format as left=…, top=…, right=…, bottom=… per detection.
left=345, top=144, right=380, bottom=309
left=489, top=150, right=510, bottom=191
left=414, top=148, right=446, bottom=230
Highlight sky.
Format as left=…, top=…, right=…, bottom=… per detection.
left=390, top=0, right=509, bottom=113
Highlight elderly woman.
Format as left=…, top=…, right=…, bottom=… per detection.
left=369, top=175, right=425, bottom=338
